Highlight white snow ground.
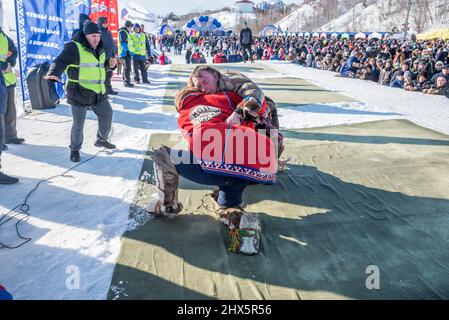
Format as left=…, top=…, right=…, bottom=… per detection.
left=267, top=61, right=449, bottom=134
left=0, top=64, right=179, bottom=299
left=0, top=55, right=448, bottom=300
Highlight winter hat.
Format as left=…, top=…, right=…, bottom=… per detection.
left=134, top=23, right=141, bottom=30
left=435, top=61, right=444, bottom=67
left=83, top=21, right=101, bottom=35
left=124, top=20, right=133, bottom=28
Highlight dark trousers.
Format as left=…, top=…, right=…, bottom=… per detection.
left=122, top=56, right=132, bottom=84
left=105, top=70, right=113, bottom=93
left=4, top=86, right=18, bottom=140
left=242, top=45, right=253, bottom=62
left=70, top=99, right=113, bottom=152
left=133, top=59, right=148, bottom=82
left=173, top=150, right=251, bottom=207
left=0, top=114, right=4, bottom=160
left=0, top=78, right=6, bottom=163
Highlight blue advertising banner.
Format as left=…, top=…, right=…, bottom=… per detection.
left=14, top=0, right=91, bottom=105
left=15, top=0, right=65, bottom=104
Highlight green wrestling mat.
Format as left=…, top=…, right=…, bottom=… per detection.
left=108, top=118, right=449, bottom=300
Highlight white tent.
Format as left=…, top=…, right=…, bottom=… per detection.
left=368, top=32, right=382, bottom=40
left=355, top=32, right=366, bottom=39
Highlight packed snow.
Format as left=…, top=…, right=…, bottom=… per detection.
left=1, top=54, right=448, bottom=299
left=268, top=61, right=449, bottom=135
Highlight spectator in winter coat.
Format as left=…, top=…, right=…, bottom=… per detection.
left=390, top=61, right=411, bottom=84
left=213, top=51, right=226, bottom=64
left=185, top=48, right=192, bottom=64
left=130, top=24, right=149, bottom=84
left=240, top=22, right=253, bottom=63
left=430, top=64, right=449, bottom=84
left=423, top=76, right=449, bottom=97
left=407, top=72, right=431, bottom=92
left=158, top=51, right=169, bottom=65
left=294, top=52, right=307, bottom=66
left=390, top=71, right=405, bottom=88
left=118, top=20, right=135, bottom=87
left=379, top=60, right=394, bottom=86
left=97, top=16, right=118, bottom=95
left=190, top=50, right=201, bottom=64
left=430, top=61, right=445, bottom=82
left=339, top=51, right=363, bottom=78
left=403, top=71, right=414, bottom=90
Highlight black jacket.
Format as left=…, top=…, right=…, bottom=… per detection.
left=0, top=30, right=18, bottom=88
left=439, top=81, right=449, bottom=98
left=47, top=32, right=112, bottom=106
left=240, top=28, right=253, bottom=46
left=97, top=17, right=117, bottom=60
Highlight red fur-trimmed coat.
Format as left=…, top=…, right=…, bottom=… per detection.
left=177, top=90, right=278, bottom=185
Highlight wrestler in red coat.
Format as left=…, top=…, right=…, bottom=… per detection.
left=177, top=90, right=278, bottom=185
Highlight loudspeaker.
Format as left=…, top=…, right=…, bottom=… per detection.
left=26, top=62, right=60, bottom=110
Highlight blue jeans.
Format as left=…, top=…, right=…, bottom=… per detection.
left=173, top=150, right=250, bottom=207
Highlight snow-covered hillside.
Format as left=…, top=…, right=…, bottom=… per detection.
left=277, top=2, right=317, bottom=32
left=276, top=0, right=449, bottom=33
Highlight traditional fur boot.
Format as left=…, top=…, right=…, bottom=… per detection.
left=211, top=190, right=261, bottom=255
left=146, top=146, right=183, bottom=217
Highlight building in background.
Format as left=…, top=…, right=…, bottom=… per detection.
left=255, top=1, right=286, bottom=13
left=235, top=0, right=254, bottom=14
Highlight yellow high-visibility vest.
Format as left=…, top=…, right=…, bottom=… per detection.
left=130, top=32, right=146, bottom=56
left=118, top=29, right=135, bottom=56
left=0, top=33, right=17, bottom=86
left=66, top=41, right=106, bottom=94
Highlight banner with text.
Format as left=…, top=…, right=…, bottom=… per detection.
left=15, top=0, right=65, bottom=104
left=90, top=0, right=119, bottom=43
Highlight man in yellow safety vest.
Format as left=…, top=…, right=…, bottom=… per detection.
left=0, top=27, right=20, bottom=184
left=45, top=21, right=118, bottom=163
left=130, top=24, right=150, bottom=84
left=118, top=20, right=135, bottom=87
left=0, top=28, right=24, bottom=149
